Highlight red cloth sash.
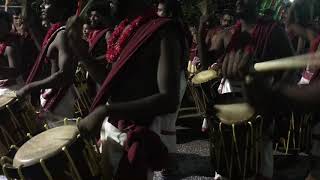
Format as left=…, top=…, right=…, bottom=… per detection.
left=90, top=17, right=171, bottom=111
left=88, top=28, right=110, bottom=52
left=26, top=23, right=69, bottom=111
left=225, top=20, right=278, bottom=59
left=0, top=43, right=6, bottom=56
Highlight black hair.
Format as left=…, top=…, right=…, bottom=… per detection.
left=158, top=0, right=183, bottom=18
left=12, top=8, right=22, bottom=16
left=87, top=2, right=110, bottom=17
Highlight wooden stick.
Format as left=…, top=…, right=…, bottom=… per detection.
left=253, top=52, right=320, bottom=72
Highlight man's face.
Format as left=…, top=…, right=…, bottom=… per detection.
left=89, top=11, right=102, bottom=28
left=83, top=24, right=90, bottom=38
left=13, top=14, right=22, bottom=27
left=236, top=0, right=256, bottom=19
left=110, top=0, right=128, bottom=20
left=220, top=14, right=233, bottom=27
left=0, top=19, right=10, bottom=38
left=40, top=0, right=57, bottom=21
left=157, top=3, right=167, bottom=17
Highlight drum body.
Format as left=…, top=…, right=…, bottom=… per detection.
left=274, top=111, right=312, bottom=154
left=74, top=65, right=92, bottom=117
left=208, top=93, right=263, bottom=179
left=2, top=125, right=100, bottom=180
left=0, top=93, right=40, bottom=157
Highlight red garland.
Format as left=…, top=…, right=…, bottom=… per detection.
left=106, top=10, right=156, bottom=63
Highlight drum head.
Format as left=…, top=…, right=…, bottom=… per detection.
left=13, top=125, right=79, bottom=167
left=192, top=70, right=219, bottom=85
left=214, top=103, right=255, bottom=125
left=0, top=90, right=16, bottom=110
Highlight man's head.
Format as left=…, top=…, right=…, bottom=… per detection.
left=0, top=11, right=12, bottom=39
left=12, top=9, right=22, bottom=28
left=88, top=3, right=110, bottom=28
left=235, top=0, right=258, bottom=21
left=220, top=10, right=234, bottom=27
left=40, top=0, right=77, bottom=23
left=110, top=0, right=152, bottom=20
left=157, top=0, right=182, bottom=18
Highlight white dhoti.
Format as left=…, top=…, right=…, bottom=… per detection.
left=100, top=118, right=163, bottom=180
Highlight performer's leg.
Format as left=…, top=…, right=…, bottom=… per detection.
left=308, top=122, right=320, bottom=180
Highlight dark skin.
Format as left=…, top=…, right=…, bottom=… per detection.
left=16, top=0, right=76, bottom=97
left=0, top=19, right=20, bottom=80
left=78, top=0, right=182, bottom=138
left=198, top=15, right=232, bottom=69
left=222, top=0, right=294, bottom=81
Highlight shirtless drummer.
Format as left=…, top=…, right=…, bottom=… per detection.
left=16, top=0, right=78, bottom=120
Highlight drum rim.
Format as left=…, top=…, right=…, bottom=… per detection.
left=13, top=125, right=79, bottom=167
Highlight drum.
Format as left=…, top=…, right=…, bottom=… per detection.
left=0, top=91, right=40, bottom=157
left=73, top=65, right=92, bottom=117
left=189, top=69, right=220, bottom=117
left=1, top=125, right=100, bottom=180
left=274, top=112, right=312, bottom=154
left=208, top=93, right=263, bottom=179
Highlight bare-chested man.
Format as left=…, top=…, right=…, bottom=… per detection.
left=223, top=3, right=320, bottom=180
left=16, top=0, right=78, bottom=120
left=0, top=11, right=22, bottom=94
left=156, top=0, right=188, bottom=176
left=198, top=10, right=234, bottom=70
left=213, top=0, right=296, bottom=179
left=78, top=0, right=185, bottom=179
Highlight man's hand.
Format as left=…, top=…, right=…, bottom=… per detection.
left=16, top=86, right=29, bottom=98
left=221, top=49, right=252, bottom=80
left=78, top=106, right=109, bottom=137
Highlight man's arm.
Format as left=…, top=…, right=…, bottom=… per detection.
left=0, top=46, right=20, bottom=78
left=17, top=31, right=75, bottom=96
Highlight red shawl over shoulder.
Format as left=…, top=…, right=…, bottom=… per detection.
left=91, top=17, right=172, bottom=180
left=26, top=23, right=69, bottom=111
left=90, top=17, right=171, bottom=110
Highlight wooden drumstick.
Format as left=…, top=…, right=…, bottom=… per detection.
left=253, top=52, right=320, bottom=72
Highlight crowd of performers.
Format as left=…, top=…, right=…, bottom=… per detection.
left=0, top=0, right=320, bottom=179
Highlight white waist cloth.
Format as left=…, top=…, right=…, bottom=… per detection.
left=40, top=86, right=76, bottom=118
left=100, top=72, right=186, bottom=178
left=218, top=78, right=242, bottom=94
left=154, top=72, right=187, bottom=153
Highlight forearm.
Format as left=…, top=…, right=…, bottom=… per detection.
left=23, top=71, right=70, bottom=94
left=280, top=82, right=320, bottom=112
